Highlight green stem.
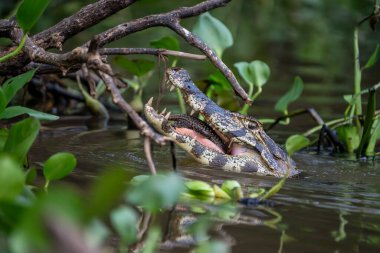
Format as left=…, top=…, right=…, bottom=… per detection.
left=176, top=88, right=186, bottom=114
left=44, top=180, right=50, bottom=192
left=304, top=111, right=380, bottom=137
left=240, top=86, right=262, bottom=115
left=353, top=28, right=362, bottom=128
left=171, top=59, right=186, bottom=114
left=282, top=110, right=290, bottom=125
left=0, top=34, right=27, bottom=63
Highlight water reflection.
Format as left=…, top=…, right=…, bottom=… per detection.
left=30, top=122, right=380, bottom=252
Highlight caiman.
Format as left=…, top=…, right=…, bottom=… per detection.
left=144, top=68, right=299, bottom=177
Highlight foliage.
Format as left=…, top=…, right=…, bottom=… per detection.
left=289, top=17, right=380, bottom=156
left=285, top=135, right=310, bottom=156
left=193, top=12, right=233, bottom=58
left=0, top=69, right=58, bottom=121
left=43, top=152, right=77, bottom=188
left=275, top=76, right=304, bottom=114
left=16, top=0, right=51, bottom=33
left=0, top=0, right=51, bottom=63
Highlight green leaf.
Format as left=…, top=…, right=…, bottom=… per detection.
left=285, top=134, right=310, bottom=156
left=85, top=219, right=110, bottom=248
left=357, top=89, right=376, bottom=156
left=114, top=57, right=155, bottom=77
left=336, top=125, right=360, bottom=153
left=25, top=168, right=37, bottom=185
left=130, top=175, right=150, bottom=186
left=195, top=240, right=230, bottom=253
left=212, top=185, right=231, bottom=200
left=77, top=81, right=108, bottom=118
left=221, top=180, right=243, bottom=200
left=0, top=106, right=59, bottom=120
left=193, top=12, right=233, bottom=58
left=87, top=168, right=131, bottom=218
left=2, top=69, right=36, bottom=104
left=43, top=152, right=76, bottom=181
left=259, top=176, right=287, bottom=200
left=110, top=206, right=138, bottom=245
left=275, top=76, right=304, bottom=112
left=127, top=173, right=185, bottom=212
left=16, top=0, right=51, bottom=32
left=3, top=117, right=40, bottom=164
left=141, top=227, right=161, bottom=253
left=363, top=44, right=380, bottom=70
left=0, top=88, right=6, bottom=114
left=10, top=188, right=85, bottom=252
left=0, top=155, right=25, bottom=201
left=0, top=128, right=9, bottom=151
left=185, top=180, right=215, bottom=198
left=186, top=215, right=211, bottom=241
left=208, top=71, right=231, bottom=90
left=343, top=94, right=354, bottom=104
left=234, top=61, right=270, bottom=87
left=150, top=36, right=180, bottom=51
left=366, top=120, right=380, bottom=156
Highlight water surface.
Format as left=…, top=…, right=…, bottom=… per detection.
left=30, top=119, right=380, bottom=253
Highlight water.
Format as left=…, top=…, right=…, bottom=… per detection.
left=30, top=119, right=380, bottom=253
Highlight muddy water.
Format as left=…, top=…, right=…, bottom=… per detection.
left=30, top=119, right=380, bottom=253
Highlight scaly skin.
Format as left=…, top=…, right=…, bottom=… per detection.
left=144, top=68, right=299, bottom=177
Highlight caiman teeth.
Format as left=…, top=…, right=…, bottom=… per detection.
left=165, top=111, right=171, bottom=120
left=160, top=108, right=167, bottom=115
left=190, top=109, right=196, bottom=116
left=169, top=85, right=175, bottom=92
left=147, top=97, right=153, bottom=106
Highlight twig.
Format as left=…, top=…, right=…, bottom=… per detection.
left=144, top=136, right=157, bottom=175
left=97, top=69, right=166, bottom=145
left=81, top=65, right=97, bottom=97
left=99, top=48, right=207, bottom=60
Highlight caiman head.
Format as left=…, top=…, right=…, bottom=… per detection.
left=144, top=68, right=299, bottom=177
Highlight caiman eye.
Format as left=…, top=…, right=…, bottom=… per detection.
left=247, top=122, right=258, bottom=130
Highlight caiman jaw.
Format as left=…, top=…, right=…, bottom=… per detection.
left=144, top=99, right=272, bottom=175
left=144, top=68, right=299, bottom=177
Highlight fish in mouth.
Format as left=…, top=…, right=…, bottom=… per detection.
left=144, top=68, right=299, bottom=177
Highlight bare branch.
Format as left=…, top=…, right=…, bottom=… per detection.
left=98, top=70, right=166, bottom=145
left=0, top=18, right=15, bottom=37
left=92, top=0, right=231, bottom=47
left=86, top=0, right=250, bottom=103
left=169, top=22, right=251, bottom=104
left=32, top=0, right=138, bottom=49
left=144, top=137, right=157, bottom=175
left=99, top=48, right=207, bottom=60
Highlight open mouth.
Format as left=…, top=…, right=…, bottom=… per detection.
left=144, top=98, right=258, bottom=158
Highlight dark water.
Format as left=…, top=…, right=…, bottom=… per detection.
left=30, top=119, right=380, bottom=253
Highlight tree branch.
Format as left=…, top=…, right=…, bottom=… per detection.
left=99, top=48, right=207, bottom=60
left=32, top=0, right=138, bottom=49
left=85, top=0, right=250, bottom=103
left=169, top=22, right=251, bottom=104
left=92, top=0, right=231, bottom=47
left=97, top=69, right=166, bottom=145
